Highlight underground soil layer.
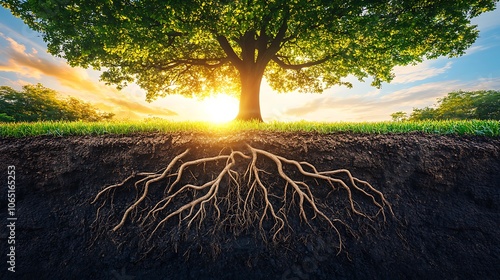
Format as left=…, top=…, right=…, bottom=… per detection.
left=0, top=132, right=499, bottom=280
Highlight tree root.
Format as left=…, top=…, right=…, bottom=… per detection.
left=92, top=144, right=393, bottom=253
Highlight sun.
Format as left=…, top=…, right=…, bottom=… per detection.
left=202, top=94, right=239, bottom=123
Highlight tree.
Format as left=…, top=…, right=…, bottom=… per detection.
left=402, top=90, right=500, bottom=121
left=2, top=0, right=497, bottom=121
left=408, top=107, right=438, bottom=121
left=62, top=97, right=115, bottom=121
left=474, top=90, right=500, bottom=120
left=4, top=1, right=495, bottom=257
left=0, top=113, right=15, bottom=122
left=435, top=90, right=476, bottom=120
left=391, top=111, right=408, bottom=122
left=0, top=84, right=114, bottom=122
left=0, top=84, right=66, bottom=121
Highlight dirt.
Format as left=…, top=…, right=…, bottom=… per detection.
left=0, top=132, right=499, bottom=280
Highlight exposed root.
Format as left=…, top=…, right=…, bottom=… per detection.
left=92, top=144, right=393, bottom=253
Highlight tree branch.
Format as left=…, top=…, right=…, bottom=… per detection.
left=256, top=8, right=290, bottom=68
left=172, top=58, right=230, bottom=68
left=216, top=35, right=244, bottom=70
left=272, top=55, right=330, bottom=70
left=112, top=58, right=231, bottom=71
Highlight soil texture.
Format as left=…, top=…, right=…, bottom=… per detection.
left=0, top=132, right=499, bottom=280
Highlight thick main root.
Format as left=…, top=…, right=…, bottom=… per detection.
left=92, top=144, right=393, bottom=253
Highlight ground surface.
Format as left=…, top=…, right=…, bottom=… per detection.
left=0, top=132, right=499, bottom=280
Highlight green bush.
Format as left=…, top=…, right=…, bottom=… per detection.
left=0, top=84, right=114, bottom=122
left=401, top=90, right=500, bottom=121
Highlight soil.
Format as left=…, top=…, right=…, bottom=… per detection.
left=0, top=132, right=499, bottom=280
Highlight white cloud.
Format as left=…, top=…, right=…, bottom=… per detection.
left=391, top=60, right=453, bottom=84
left=465, top=45, right=490, bottom=55
left=380, top=81, right=458, bottom=104
left=4, top=36, right=26, bottom=54
left=279, top=77, right=500, bottom=122
left=471, top=6, right=500, bottom=31
left=0, top=23, right=46, bottom=51
left=467, top=77, right=500, bottom=90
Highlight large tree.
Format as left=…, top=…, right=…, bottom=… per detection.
left=2, top=0, right=497, bottom=121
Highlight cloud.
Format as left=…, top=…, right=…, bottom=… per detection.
left=283, top=96, right=328, bottom=117
left=464, top=45, right=490, bottom=55
left=0, top=23, right=47, bottom=51
left=468, top=76, right=500, bottom=90
left=282, top=78, right=500, bottom=121
left=0, top=34, right=177, bottom=118
left=4, top=36, right=26, bottom=54
left=0, top=33, right=100, bottom=91
left=471, top=6, right=500, bottom=31
left=106, top=97, right=177, bottom=117
left=391, top=61, right=453, bottom=84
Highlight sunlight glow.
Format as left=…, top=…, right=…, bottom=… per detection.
left=202, top=94, right=239, bottom=123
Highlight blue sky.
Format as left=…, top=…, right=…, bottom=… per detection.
left=1, top=5, right=499, bottom=122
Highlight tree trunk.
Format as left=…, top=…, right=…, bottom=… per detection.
left=236, top=69, right=264, bottom=122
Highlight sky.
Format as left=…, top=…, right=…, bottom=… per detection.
left=1, top=6, right=499, bottom=122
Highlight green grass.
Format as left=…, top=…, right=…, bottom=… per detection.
left=0, top=119, right=499, bottom=138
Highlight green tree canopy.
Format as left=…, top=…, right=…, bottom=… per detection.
left=0, top=84, right=114, bottom=122
left=2, top=0, right=497, bottom=121
left=473, top=90, right=500, bottom=120
left=398, top=90, right=500, bottom=121
left=390, top=111, right=408, bottom=122
left=408, top=107, right=438, bottom=121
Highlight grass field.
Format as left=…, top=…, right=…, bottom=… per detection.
left=0, top=119, right=499, bottom=138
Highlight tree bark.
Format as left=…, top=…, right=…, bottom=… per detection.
left=218, top=30, right=283, bottom=122
left=236, top=68, right=264, bottom=122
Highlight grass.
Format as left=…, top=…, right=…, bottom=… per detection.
left=0, top=119, right=499, bottom=138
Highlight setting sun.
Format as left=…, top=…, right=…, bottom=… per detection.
left=202, top=94, right=239, bottom=123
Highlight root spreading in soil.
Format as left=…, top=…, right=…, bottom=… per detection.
left=92, top=144, right=393, bottom=253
